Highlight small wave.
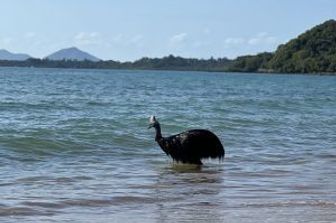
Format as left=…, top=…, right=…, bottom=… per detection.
left=58, top=196, right=157, bottom=208
left=0, top=206, right=56, bottom=217
left=10, top=196, right=158, bottom=211
left=243, top=200, right=336, bottom=208
left=86, top=101, right=112, bottom=106
left=0, top=136, right=95, bottom=157
left=14, top=175, right=94, bottom=186
left=0, top=101, right=78, bottom=111
left=20, top=201, right=66, bottom=209
left=3, top=196, right=160, bottom=217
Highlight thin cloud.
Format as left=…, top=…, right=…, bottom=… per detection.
left=223, top=33, right=279, bottom=49
left=224, top=37, right=245, bottom=45
left=203, top=28, right=211, bottom=35
left=111, top=34, right=124, bottom=44
left=74, top=32, right=101, bottom=45
left=192, top=40, right=210, bottom=48
left=248, top=32, right=278, bottom=45
left=169, top=33, right=188, bottom=45
left=109, top=34, right=144, bottom=47
left=130, top=34, right=144, bottom=47
left=0, top=37, right=12, bottom=45
left=24, top=32, right=37, bottom=39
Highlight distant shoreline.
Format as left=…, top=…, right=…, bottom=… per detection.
left=0, top=64, right=335, bottom=76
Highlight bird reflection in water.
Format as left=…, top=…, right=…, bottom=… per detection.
left=153, top=163, right=224, bottom=222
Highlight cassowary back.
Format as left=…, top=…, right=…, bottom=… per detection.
left=157, top=129, right=224, bottom=164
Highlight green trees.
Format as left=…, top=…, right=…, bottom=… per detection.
left=265, top=19, right=336, bottom=73
left=228, top=52, right=273, bottom=72
left=226, top=19, right=336, bottom=74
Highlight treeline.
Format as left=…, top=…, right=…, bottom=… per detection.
left=0, top=55, right=231, bottom=72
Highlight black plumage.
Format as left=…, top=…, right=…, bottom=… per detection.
left=148, top=116, right=225, bottom=165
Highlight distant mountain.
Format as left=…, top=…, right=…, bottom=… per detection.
left=45, top=47, right=101, bottom=61
left=0, top=49, right=31, bottom=61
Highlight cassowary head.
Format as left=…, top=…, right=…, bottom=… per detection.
left=148, top=115, right=159, bottom=129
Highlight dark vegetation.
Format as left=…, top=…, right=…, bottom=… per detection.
left=0, top=56, right=231, bottom=71
left=0, top=20, right=335, bottom=74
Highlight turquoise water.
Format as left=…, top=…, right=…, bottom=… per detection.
left=0, top=67, right=336, bottom=222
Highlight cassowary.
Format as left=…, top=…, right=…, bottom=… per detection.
left=148, top=116, right=224, bottom=165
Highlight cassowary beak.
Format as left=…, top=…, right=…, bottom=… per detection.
left=148, top=123, right=155, bottom=129
left=148, top=115, right=156, bottom=129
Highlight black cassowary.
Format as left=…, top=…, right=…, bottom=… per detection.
left=148, top=116, right=225, bottom=165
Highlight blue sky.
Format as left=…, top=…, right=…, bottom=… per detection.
left=0, top=0, right=335, bottom=61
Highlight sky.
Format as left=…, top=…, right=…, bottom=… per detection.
left=0, top=0, right=335, bottom=61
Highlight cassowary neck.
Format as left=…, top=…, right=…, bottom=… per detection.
left=154, top=123, right=162, bottom=141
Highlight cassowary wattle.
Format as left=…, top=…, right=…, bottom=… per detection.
left=148, top=116, right=225, bottom=165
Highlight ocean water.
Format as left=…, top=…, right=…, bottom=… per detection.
left=0, top=67, right=335, bottom=222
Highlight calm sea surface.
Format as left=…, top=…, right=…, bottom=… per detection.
left=0, top=67, right=335, bottom=222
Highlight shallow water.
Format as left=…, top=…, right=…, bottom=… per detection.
left=0, top=67, right=336, bottom=222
